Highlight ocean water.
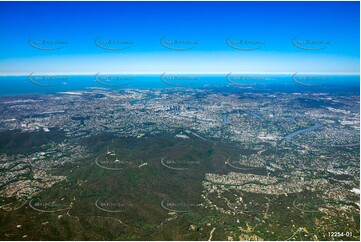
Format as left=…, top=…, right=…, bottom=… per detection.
left=0, top=74, right=359, bottom=96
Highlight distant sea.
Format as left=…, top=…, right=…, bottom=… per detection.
left=0, top=74, right=359, bottom=97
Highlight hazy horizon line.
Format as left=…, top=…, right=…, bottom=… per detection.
left=0, top=72, right=360, bottom=76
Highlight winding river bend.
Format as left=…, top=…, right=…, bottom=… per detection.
left=285, top=122, right=359, bottom=147
left=285, top=122, right=323, bottom=141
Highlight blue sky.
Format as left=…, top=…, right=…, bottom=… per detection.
left=0, top=1, right=359, bottom=74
